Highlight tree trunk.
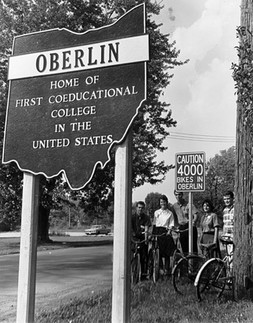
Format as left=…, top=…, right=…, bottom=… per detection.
left=234, top=0, right=253, bottom=299
left=38, top=204, right=51, bottom=243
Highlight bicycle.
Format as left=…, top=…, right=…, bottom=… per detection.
left=171, top=227, right=190, bottom=268
left=131, top=238, right=147, bottom=284
left=147, top=230, right=171, bottom=283
left=172, top=229, right=219, bottom=295
left=194, top=235, right=234, bottom=301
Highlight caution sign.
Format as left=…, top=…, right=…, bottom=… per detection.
left=175, top=152, right=205, bottom=192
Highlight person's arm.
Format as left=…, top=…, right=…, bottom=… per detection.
left=191, top=204, right=199, bottom=226
left=171, top=206, right=179, bottom=227
left=213, top=226, right=219, bottom=244
left=166, top=211, right=175, bottom=234
left=144, top=225, right=149, bottom=243
left=131, top=216, right=136, bottom=238
left=213, top=213, right=220, bottom=244
left=153, top=211, right=157, bottom=226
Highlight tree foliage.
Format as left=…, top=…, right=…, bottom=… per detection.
left=144, top=192, right=162, bottom=218
left=0, top=0, right=186, bottom=232
left=193, top=146, right=235, bottom=212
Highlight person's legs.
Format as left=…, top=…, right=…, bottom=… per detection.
left=180, top=230, right=188, bottom=253
left=180, top=227, right=198, bottom=254
left=165, top=256, right=170, bottom=275
left=162, top=235, right=175, bottom=275
left=193, top=226, right=198, bottom=254
left=140, top=243, right=148, bottom=279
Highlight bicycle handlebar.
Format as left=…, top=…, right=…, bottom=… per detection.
left=170, top=226, right=189, bottom=234
left=148, top=232, right=167, bottom=238
left=131, top=238, right=147, bottom=245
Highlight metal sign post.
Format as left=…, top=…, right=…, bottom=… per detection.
left=188, top=192, right=193, bottom=254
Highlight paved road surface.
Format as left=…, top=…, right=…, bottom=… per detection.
left=0, top=245, right=113, bottom=322
left=0, top=231, right=113, bottom=238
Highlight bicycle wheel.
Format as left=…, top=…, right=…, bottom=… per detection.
left=153, top=248, right=160, bottom=283
left=172, top=255, right=205, bottom=295
left=147, top=249, right=154, bottom=280
left=195, top=258, right=226, bottom=301
left=131, top=253, right=141, bottom=284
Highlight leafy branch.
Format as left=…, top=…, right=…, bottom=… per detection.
left=232, top=26, right=253, bottom=128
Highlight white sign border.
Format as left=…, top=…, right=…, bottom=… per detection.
left=175, top=151, right=206, bottom=192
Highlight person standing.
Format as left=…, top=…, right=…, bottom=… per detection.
left=131, top=201, right=151, bottom=280
left=222, top=191, right=234, bottom=238
left=199, top=199, right=221, bottom=258
left=172, top=190, right=199, bottom=254
left=222, top=190, right=234, bottom=264
left=153, top=195, right=176, bottom=276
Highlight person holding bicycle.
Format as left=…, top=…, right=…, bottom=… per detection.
left=132, top=201, right=151, bottom=280
left=199, top=199, right=221, bottom=258
left=172, top=190, right=199, bottom=254
left=152, top=195, right=176, bottom=276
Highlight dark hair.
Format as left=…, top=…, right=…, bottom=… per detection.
left=202, top=199, right=214, bottom=212
left=136, top=201, right=145, bottom=207
left=174, top=190, right=183, bottom=196
left=223, top=191, right=234, bottom=199
left=160, top=195, right=168, bottom=203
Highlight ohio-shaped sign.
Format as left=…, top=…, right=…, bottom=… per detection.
left=2, top=4, right=149, bottom=190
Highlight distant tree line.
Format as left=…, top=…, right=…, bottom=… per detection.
left=142, top=146, right=235, bottom=220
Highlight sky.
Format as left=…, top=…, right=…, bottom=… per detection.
left=132, top=0, right=240, bottom=203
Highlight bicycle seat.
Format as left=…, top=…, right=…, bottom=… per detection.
left=220, top=235, right=233, bottom=245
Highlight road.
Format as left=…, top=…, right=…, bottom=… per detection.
left=0, top=245, right=113, bottom=322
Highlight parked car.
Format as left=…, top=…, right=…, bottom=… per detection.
left=84, top=224, right=110, bottom=235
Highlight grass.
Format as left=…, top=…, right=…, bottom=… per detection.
left=35, top=279, right=253, bottom=323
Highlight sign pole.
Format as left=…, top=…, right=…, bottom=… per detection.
left=16, top=172, right=40, bottom=323
left=188, top=192, right=193, bottom=254
left=112, top=129, right=132, bottom=323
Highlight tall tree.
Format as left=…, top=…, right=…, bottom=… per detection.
left=0, top=0, right=186, bottom=238
left=232, top=0, right=253, bottom=300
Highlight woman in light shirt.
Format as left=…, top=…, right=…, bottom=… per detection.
left=152, top=195, right=176, bottom=276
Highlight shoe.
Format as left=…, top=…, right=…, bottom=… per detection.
left=159, top=269, right=165, bottom=276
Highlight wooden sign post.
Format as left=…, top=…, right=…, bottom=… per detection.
left=2, top=4, right=148, bottom=323
left=112, top=129, right=132, bottom=323
left=16, top=173, right=40, bottom=323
